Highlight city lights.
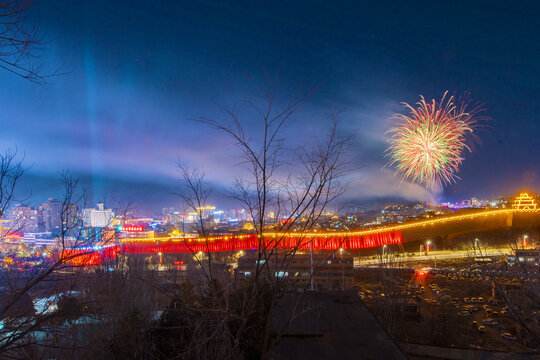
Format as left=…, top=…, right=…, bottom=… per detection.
left=119, top=206, right=539, bottom=245
left=57, top=203, right=540, bottom=267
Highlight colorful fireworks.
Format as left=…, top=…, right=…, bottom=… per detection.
left=386, top=92, right=486, bottom=190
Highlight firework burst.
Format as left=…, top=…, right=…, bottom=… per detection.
left=386, top=91, right=486, bottom=190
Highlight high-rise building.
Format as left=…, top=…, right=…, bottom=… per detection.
left=39, top=198, right=63, bottom=235
left=9, top=206, right=45, bottom=234
left=82, top=203, right=114, bottom=228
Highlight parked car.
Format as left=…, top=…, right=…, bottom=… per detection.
left=501, top=332, right=516, bottom=341
left=483, top=318, right=498, bottom=326
left=478, top=326, right=486, bottom=333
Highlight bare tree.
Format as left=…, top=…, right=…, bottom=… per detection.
left=0, top=149, right=24, bottom=225
left=176, top=165, right=215, bottom=281
left=0, top=0, right=50, bottom=83
left=158, top=81, right=350, bottom=359
left=0, top=171, right=128, bottom=358
left=373, top=246, right=407, bottom=337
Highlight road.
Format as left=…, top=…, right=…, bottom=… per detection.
left=354, top=247, right=513, bottom=267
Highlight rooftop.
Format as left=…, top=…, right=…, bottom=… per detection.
left=271, top=291, right=406, bottom=360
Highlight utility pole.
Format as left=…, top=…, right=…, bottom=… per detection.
left=310, top=237, right=314, bottom=291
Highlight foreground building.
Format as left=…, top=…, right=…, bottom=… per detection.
left=236, top=252, right=354, bottom=291
left=508, top=246, right=540, bottom=272
left=271, top=291, right=407, bottom=359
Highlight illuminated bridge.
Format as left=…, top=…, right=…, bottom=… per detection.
left=67, top=206, right=540, bottom=265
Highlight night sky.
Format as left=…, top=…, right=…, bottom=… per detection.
left=2, top=0, right=539, bottom=212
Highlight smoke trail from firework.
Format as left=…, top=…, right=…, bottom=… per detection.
left=386, top=91, right=486, bottom=190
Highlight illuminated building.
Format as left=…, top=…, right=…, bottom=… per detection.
left=442, top=198, right=493, bottom=209
left=9, top=205, right=45, bottom=234
left=125, top=218, right=153, bottom=227
left=0, top=219, right=10, bottom=236
left=512, top=192, right=538, bottom=210
left=8, top=199, right=79, bottom=236
left=38, top=198, right=77, bottom=235
left=377, top=204, right=425, bottom=224
left=82, top=203, right=114, bottom=228
left=242, top=222, right=255, bottom=230
left=39, top=198, right=63, bottom=234
left=119, top=224, right=155, bottom=239
left=212, top=210, right=226, bottom=223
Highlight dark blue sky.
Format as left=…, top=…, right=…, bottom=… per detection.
left=2, top=0, right=539, bottom=212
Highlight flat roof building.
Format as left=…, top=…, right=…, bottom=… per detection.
left=236, top=252, right=354, bottom=291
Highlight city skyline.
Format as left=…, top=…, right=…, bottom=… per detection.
left=1, top=0, right=539, bottom=211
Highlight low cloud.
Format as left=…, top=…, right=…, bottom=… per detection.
left=346, top=167, right=438, bottom=203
